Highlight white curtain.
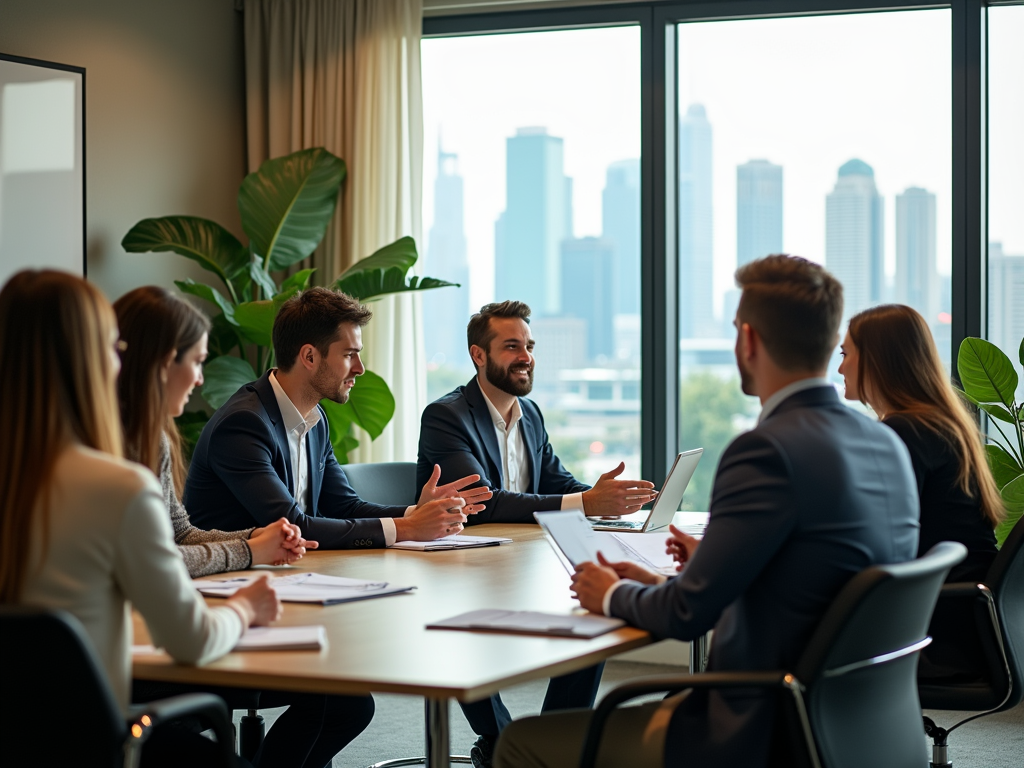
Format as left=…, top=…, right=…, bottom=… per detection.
left=244, top=0, right=425, bottom=463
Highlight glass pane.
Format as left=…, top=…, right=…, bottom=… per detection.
left=988, top=4, right=1024, bottom=403
left=422, top=27, right=642, bottom=482
left=676, top=10, right=952, bottom=509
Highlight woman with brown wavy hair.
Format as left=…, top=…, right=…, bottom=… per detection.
left=839, top=303, right=1003, bottom=678
left=0, top=270, right=279, bottom=766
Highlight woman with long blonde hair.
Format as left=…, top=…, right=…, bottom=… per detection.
left=0, top=270, right=280, bottom=766
left=839, top=303, right=1002, bottom=678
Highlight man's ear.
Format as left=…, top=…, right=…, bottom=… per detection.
left=740, top=322, right=758, bottom=361
left=469, top=344, right=486, bottom=370
left=299, top=343, right=318, bottom=372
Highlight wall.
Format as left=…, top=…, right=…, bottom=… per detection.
left=0, top=0, right=246, bottom=300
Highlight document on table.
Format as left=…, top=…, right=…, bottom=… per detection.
left=193, top=572, right=415, bottom=604
left=390, top=534, right=512, bottom=551
left=601, top=532, right=678, bottom=576
left=427, top=609, right=625, bottom=638
left=133, top=626, right=327, bottom=653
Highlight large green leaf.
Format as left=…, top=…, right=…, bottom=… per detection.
left=997, top=475, right=1024, bottom=546
left=233, top=300, right=277, bottom=348
left=980, top=402, right=1018, bottom=425
left=336, top=236, right=419, bottom=282
left=281, top=268, right=316, bottom=293
left=175, top=279, right=237, bottom=323
left=238, top=147, right=346, bottom=272
left=987, top=443, right=1024, bottom=490
left=335, top=267, right=458, bottom=303
left=320, top=369, right=395, bottom=441
left=207, top=312, right=242, bottom=359
left=124, top=217, right=249, bottom=300
left=1020, top=336, right=1024, bottom=368
left=957, top=337, right=1018, bottom=406
left=249, top=260, right=278, bottom=300
left=201, top=356, right=258, bottom=410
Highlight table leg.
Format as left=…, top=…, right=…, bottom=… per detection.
left=424, top=697, right=450, bottom=768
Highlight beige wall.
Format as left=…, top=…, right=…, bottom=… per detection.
left=0, top=0, right=246, bottom=300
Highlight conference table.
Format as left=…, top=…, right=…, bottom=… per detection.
left=132, top=523, right=655, bottom=766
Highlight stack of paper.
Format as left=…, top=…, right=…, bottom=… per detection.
left=194, top=572, right=415, bottom=604
left=605, top=532, right=678, bottom=575
left=428, top=609, right=625, bottom=638
left=234, top=625, right=326, bottom=651
left=391, top=534, right=512, bottom=551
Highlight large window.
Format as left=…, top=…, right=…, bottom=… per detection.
left=674, top=10, right=952, bottom=507
left=421, top=26, right=642, bottom=482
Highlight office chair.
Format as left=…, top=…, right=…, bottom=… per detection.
left=577, top=542, right=967, bottom=768
left=0, top=606, right=236, bottom=768
left=919, top=517, right=1024, bottom=768
left=342, top=460, right=472, bottom=767
left=342, top=461, right=420, bottom=506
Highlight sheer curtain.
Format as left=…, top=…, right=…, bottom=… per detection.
left=244, top=0, right=425, bottom=463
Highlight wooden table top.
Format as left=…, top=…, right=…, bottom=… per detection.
left=132, top=523, right=651, bottom=702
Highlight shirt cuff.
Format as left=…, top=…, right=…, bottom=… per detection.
left=561, top=492, right=585, bottom=512
left=602, top=580, right=629, bottom=617
left=381, top=518, right=398, bottom=547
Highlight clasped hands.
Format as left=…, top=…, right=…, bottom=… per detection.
left=570, top=524, right=701, bottom=613
left=394, top=464, right=494, bottom=542
left=248, top=517, right=318, bottom=566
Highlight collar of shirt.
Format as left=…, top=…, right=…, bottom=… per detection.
left=269, top=370, right=322, bottom=438
left=757, top=376, right=834, bottom=425
left=479, top=385, right=523, bottom=435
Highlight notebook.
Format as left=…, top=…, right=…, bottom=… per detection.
left=427, top=609, right=625, bottom=638
left=194, top=572, right=415, bottom=604
left=391, top=534, right=512, bottom=551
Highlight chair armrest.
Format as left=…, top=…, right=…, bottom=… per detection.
left=937, top=581, right=986, bottom=599
left=124, top=693, right=235, bottom=768
left=579, top=671, right=789, bottom=768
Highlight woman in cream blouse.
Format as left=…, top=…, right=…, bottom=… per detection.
left=0, top=270, right=280, bottom=766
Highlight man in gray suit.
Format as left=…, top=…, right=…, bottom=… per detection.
left=493, top=255, right=921, bottom=768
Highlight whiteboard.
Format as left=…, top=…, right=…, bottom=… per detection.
left=0, top=52, right=85, bottom=286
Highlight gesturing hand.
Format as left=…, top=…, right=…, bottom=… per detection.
left=248, top=518, right=319, bottom=566
left=595, top=551, right=666, bottom=586
left=395, top=496, right=468, bottom=542
left=570, top=561, right=621, bottom=614
left=418, top=464, right=493, bottom=515
left=665, top=524, right=701, bottom=571
left=581, top=462, right=657, bottom=517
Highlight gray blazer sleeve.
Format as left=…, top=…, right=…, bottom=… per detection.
left=610, top=429, right=796, bottom=639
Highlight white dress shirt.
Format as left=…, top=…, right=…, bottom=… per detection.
left=601, top=376, right=835, bottom=617
left=479, top=386, right=584, bottom=511
left=269, top=371, right=400, bottom=545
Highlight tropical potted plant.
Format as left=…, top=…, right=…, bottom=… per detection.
left=122, top=147, right=456, bottom=462
left=957, top=336, right=1024, bottom=545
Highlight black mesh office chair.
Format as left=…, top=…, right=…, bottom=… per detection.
left=0, top=606, right=235, bottom=768
left=577, top=542, right=967, bottom=768
left=342, top=460, right=472, bottom=767
left=919, top=517, right=1024, bottom=768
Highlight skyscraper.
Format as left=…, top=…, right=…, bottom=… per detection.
left=424, top=141, right=471, bottom=370
left=678, top=104, right=715, bottom=339
left=825, top=159, right=884, bottom=319
left=989, top=242, right=1024, bottom=358
left=494, top=127, right=571, bottom=315
left=894, top=186, right=938, bottom=324
left=602, top=159, right=640, bottom=315
left=561, top=237, right=615, bottom=361
left=736, top=159, right=783, bottom=267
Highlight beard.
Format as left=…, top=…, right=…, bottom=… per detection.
left=485, top=354, right=534, bottom=397
left=311, top=359, right=351, bottom=404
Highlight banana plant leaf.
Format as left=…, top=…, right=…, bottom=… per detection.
left=175, top=279, right=237, bottom=324
left=320, top=370, right=395, bottom=445
left=202, top=356, right=259, bottom=410
left=987, top=443, right=1024, bottom=490
left=997, top=475, right=1024, bottom=546
left=239, top=147, right=346, bottom=272
left=336, top=269, right=459, bottom=303
left=281, top=268, right=316, bottom=293
left=124, top=217, right=250, bottom=302
left=336, top=236, right=419, bottom=281
left=957, top=337, right=1018, bottom=406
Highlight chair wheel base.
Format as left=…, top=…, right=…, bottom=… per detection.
left=367, top=756, right=473, bottom=768
left=923, top=716, right=952, bottom=768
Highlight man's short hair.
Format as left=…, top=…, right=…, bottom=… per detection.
left=273, top=287, right=372, bottom=371
left=467, top=300, right=531, bottom=354
left=735, top=254, right=843, bottom=372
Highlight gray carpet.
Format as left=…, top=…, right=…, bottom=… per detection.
left=236, top=660, right=1024, bottom=767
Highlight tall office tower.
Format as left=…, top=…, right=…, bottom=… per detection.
left=494, top=127, right=570, bottom=315
left=561, top=237, right=615, bottom=361
left=825, top=159, right=884, bottom=319
left=989, top=242, right=1024, bottom=356
left=423, top=142, right=471, bottom=370
left=736, top=159, right=783, bottom=267
left=602, top=159, right=640, bottom=315
left=895, top=186, right=938, bottom=324
left=678, top=104, right=716, bottom=339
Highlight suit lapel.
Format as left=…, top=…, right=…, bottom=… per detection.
left=253, top=372, right=294, bottom=494
left=307, top=412, right=322, bottom=516
left=466, top=378, right=505, bottom=485
left=518, top=403, right=540, bottom=494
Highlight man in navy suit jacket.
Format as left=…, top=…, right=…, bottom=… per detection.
left=493, top=256, right=921, bottom=768
left=186, top=288, right=490, bottom=549
left=417, top=300, right=657, bottom=767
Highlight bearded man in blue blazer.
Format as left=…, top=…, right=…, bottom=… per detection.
left=417, top=300, right=657, bottom=767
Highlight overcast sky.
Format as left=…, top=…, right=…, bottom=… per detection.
left=422, top=6, right=1024, bottom=319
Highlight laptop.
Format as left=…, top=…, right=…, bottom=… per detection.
left=586, top=448, right=703, bottom=533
